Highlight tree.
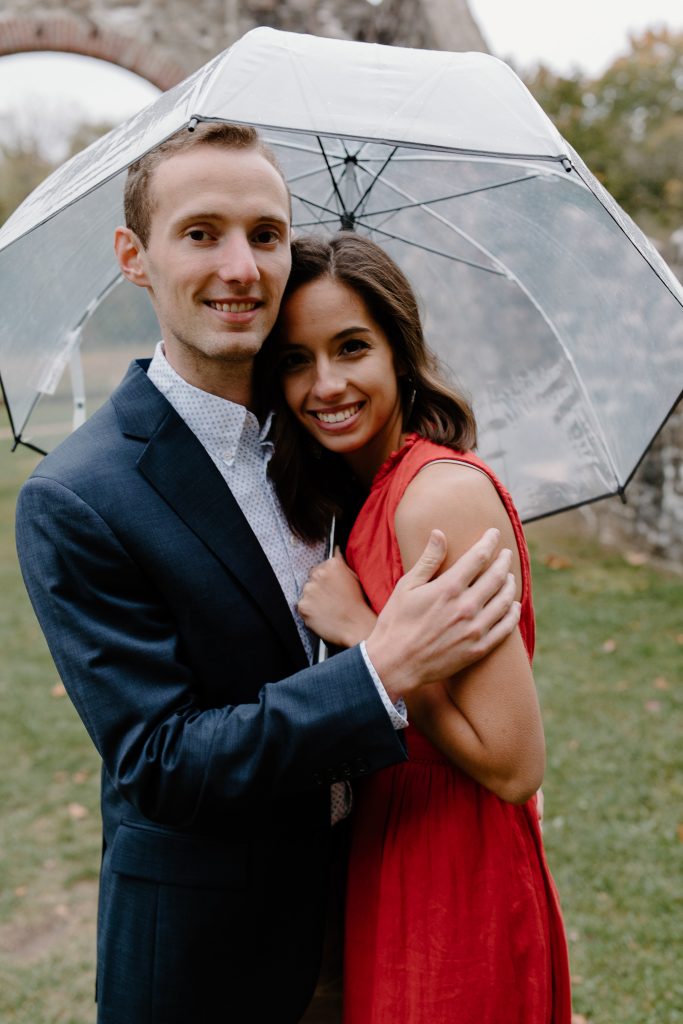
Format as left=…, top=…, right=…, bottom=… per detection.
left=0, top=117, right=114, bottom=227
left=0, top=134, right=54, bottom=226
left=525, top=28, right=683, bottom=236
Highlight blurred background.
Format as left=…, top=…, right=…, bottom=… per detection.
left=0, top=3, right=681, bottom=1022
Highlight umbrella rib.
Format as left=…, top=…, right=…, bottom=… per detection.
left=570, top=159, right=683, bottom=310
left=0, top=371, right=19, bottom=444
left=291, top=191, right=346, bottom=229
left=373, top=173, right=526, bottom=277
left=291, top=193, right=340, bottom=214
left=352, top=173, right=541, bottom=220
left=619, top=383, right=683, bottom=495
left=291, top=188, right=505, bottom=273
left=9, top=387, right=49, bottom=456
left=317, top=137, right=349, bottom=215
left=352, top=221, right=505, bottom=276
left=295, top=218, right=348, bottom=227
left=351, top=147, right=399, bottom=215
left=285, top=160, right=346, bottom=187
left=360, top=172, right=512, bottom=276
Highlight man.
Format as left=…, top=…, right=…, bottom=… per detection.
left=15, top=123, right=519, bottom=1023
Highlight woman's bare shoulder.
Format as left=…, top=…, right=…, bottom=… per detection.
left=394, top=458, right=517, bottom=569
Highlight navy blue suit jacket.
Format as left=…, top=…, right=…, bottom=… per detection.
left=16, top=360, right=406, bottom=1023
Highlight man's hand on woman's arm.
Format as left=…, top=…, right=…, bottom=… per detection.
left=299, top=527, right=519, bottom=702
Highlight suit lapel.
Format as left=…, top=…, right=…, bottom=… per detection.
left=112, top=361, right=309, bottom=671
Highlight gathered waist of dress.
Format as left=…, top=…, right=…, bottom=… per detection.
left=405, top=726, right=452, bottom=764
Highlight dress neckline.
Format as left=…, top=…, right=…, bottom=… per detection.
left=370, top=433, right=421, bottom=492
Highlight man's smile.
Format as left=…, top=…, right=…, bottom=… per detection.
left=205, top=299, right=260, bottom=313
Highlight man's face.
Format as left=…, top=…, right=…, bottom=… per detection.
left=117, top=145, right=292, bottom=395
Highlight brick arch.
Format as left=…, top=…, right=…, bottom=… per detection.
left=0, top=14, right=186, bottom=91
left=0, top=1, right=488, bottom=94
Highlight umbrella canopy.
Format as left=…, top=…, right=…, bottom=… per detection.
left=1, top=27, right=681, bottom=520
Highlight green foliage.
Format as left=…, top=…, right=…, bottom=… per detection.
left=0, top=136, right=53, bottom=227
left=0, top=117, right=114, bottom=227
left=526, top=28, right=683, bottom=235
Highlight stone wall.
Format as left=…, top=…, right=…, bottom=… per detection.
left=588, top=357, right=683, bottom=570
left=582, top=241, right=683, bottom=570
left=0, top=0, right=488, bottom=88
left=567, top=224, right=679, bottom=569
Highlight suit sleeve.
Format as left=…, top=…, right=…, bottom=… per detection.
left=16, top=475, right=406, bottom=826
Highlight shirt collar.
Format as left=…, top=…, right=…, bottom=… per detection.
left=147, top=342, right=273, bottom=461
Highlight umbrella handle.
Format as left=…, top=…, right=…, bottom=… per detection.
left=316, top=516, right=336, bottom=664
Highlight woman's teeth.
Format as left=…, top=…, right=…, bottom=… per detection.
left=313, top=403, right=362, bottom=424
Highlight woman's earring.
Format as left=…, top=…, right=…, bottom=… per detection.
left=405, top=379, right=417, bottom=422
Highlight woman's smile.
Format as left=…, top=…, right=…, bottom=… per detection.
left=308, top=401, right=366, bottom=428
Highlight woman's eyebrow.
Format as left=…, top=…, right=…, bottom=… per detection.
left=279, top=327, right=372, bottom=349
left=332, top=327, right=372, bottom=340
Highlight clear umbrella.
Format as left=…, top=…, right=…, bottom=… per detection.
left=1, top=27, right=681, bottom=521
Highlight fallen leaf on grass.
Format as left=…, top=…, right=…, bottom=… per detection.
left=644, top=700, right=662, bottom=714
left=50, top=682, right=66, bottom=698
left=14, top=886, right=27, bottom=897
left=543, top=554, right=573, bottom=570
left=677, top=823, right=683, bottom=844
left=72, top=771, right=89, bottom=784
left=653, top=676, right=670, bottom=690
left=601, top=638, right=617, bottom=653
left=67, top=802, right=89, bottom=821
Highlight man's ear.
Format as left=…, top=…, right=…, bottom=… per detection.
left=114, top=227, right=150, bottom=288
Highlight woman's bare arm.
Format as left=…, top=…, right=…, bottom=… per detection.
left=394, top=462, right=545, bottom=804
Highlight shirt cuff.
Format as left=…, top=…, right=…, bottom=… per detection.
left=359, top=640, right=408, bottom=730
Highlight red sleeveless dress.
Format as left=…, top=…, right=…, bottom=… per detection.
left=343, top=435, right=571, bottom=1024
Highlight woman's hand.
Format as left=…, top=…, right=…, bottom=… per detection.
left=298, top=548, right=378, bottom=649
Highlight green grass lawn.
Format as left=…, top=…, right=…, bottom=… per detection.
left=0, top=443, right=101, bottom=1022
left=526, top=519, right=683, bottom=1024
left=0, top=440, right=681, bottom=1023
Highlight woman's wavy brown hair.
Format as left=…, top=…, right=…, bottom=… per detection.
left=256, top=232, right=477, bottom=542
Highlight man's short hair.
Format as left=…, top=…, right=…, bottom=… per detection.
left=124, top=122, right=289, bottom=247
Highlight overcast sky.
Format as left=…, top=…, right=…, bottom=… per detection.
left=0, top=0, right=682, bottom=141
left=469, top=0, right=683, bottom=75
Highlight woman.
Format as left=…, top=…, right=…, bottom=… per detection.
left=258, top=233, right=571, bottom=1023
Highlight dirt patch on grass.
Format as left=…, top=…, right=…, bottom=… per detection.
left=0, top=880, right=97, bottom=965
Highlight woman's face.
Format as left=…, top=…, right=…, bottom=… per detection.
left=278, top=275, right=404, bottom=481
